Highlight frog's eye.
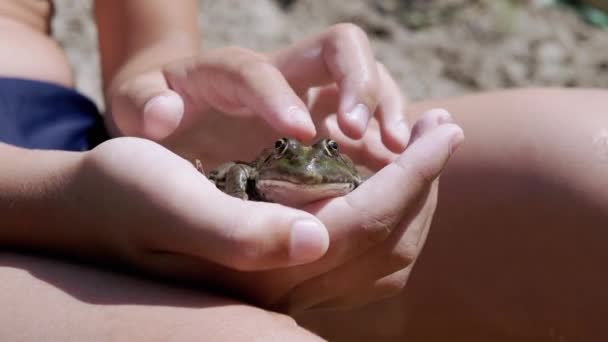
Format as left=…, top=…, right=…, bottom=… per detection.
left=324, top=139, right=340, bottom=156
left=274, top=138, right=288, bottom=155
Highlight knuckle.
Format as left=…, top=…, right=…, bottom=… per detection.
left=413, top=164, right=438, bottom=185
left=329, top=22, right=368, bottom=41
left=345, top=198, right=400, bottom=247
left=359, top=212, right=399, bottom=246
left=356, top=75, right=380, bottom=102
left=387, top=242, right=417, bottom=270
left=325, top=23, right=380, bottom=106
left=114, top=79, right=132, bottom=98
left=113, top=77, right=145, bottom=105
left=236, top=55, right=276, bottom=84
left=112, top=73, right=163, bottom=110
left=324, top=23, right=368, bottom=57
left=398, top=160, right=437, bottom=186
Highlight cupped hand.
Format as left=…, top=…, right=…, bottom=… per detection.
left=103, top=23, right=464, bottom=313
left=279, top=109, right=463, bottom=312
left=139, top=109, right=464, bottom=313
left=108, top=24, right=409, bottom=161
left=68, top=137, right=333, bottom=274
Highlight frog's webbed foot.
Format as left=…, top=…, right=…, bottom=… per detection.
left=224, top=164, right=253, bottom=201
left=194, top=159, right=206, bottom=175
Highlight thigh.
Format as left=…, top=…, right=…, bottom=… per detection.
left=0, top=252, right=323, bottom=341
left=298, top=88, right=608, bottom=341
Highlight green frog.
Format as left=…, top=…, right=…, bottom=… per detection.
left=200, top=137, right=363, bottom=206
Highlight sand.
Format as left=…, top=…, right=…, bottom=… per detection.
left=51, top=0, right=608, bottom=109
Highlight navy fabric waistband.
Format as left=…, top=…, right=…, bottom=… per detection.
left=0, top=77, right=108, bottom=151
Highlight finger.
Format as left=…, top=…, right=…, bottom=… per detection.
left=164, top=48, right=316, bottom=141
left=301, top=61, right=406, bottom=141
left=307, top=112, right=451, bottom=290
left=341, top=113, right=463, bottom=237
left=319, top=113, right=396, bottom=171
left=270, top=23, right=380, bottom=138
left=310, top=85, right=397, bottom=170
left=375, top=62, right=410, bottom=153
left=109, top=71, right=185, bottom=140
left=140, top=158, right=330, bottom=271
left=408, top=108, right=454, bottom=144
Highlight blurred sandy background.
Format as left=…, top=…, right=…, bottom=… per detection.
left=51, top=0, right=608, bottom=110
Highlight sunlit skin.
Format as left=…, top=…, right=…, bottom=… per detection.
left=0, top=1, right=461, bottom=340
left=1, top=1, right=607, bottom=341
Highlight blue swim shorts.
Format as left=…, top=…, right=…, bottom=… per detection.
left=0, top=77, right=109, bottom=151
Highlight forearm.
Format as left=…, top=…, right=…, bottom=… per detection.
left=94, top=0, right=200, bottom=89
left=0, top=143, right=87, bottom=254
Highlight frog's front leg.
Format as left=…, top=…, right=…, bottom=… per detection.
left=224, top=164, right=254, bottom=200
left=194, top=159, right=205, bottom=175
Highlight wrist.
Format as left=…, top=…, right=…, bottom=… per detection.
left=0, top=145, right=87, bottom=252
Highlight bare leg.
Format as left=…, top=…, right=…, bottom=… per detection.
left=298, top=88, right=608, bottom=341
left=0, top=252, right=323, bottom=341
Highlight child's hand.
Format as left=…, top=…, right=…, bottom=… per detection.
left=279, top=110, right=463, bottom=312
left=101, top=24, right=462, bottom=313
left=69, top=137, right=331, bottom=270
left=197, top=109, right=463, bottom=313
left=82, top=110, right=461, bottom=313
left=108, top=24, right=409, bottom=154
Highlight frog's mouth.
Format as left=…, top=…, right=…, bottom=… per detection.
left=256, top=180, right=356, bottom=206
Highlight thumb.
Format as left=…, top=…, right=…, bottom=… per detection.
left=163, top=173, right=330, bottom=271
left=109, top=71, right=184, bottom=140
left=393, top=110, right=464, bottom=191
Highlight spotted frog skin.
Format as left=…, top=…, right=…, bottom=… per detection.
left=204, top=138, right=363, bottom=206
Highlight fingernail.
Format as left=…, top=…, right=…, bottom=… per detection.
left=290, top=219, right=329, bottom=264
left=346, top=104, right=371, bottom=134
left=449, top=129, right=465, bottom=155
left=143, top=94, right=184, bottom=140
